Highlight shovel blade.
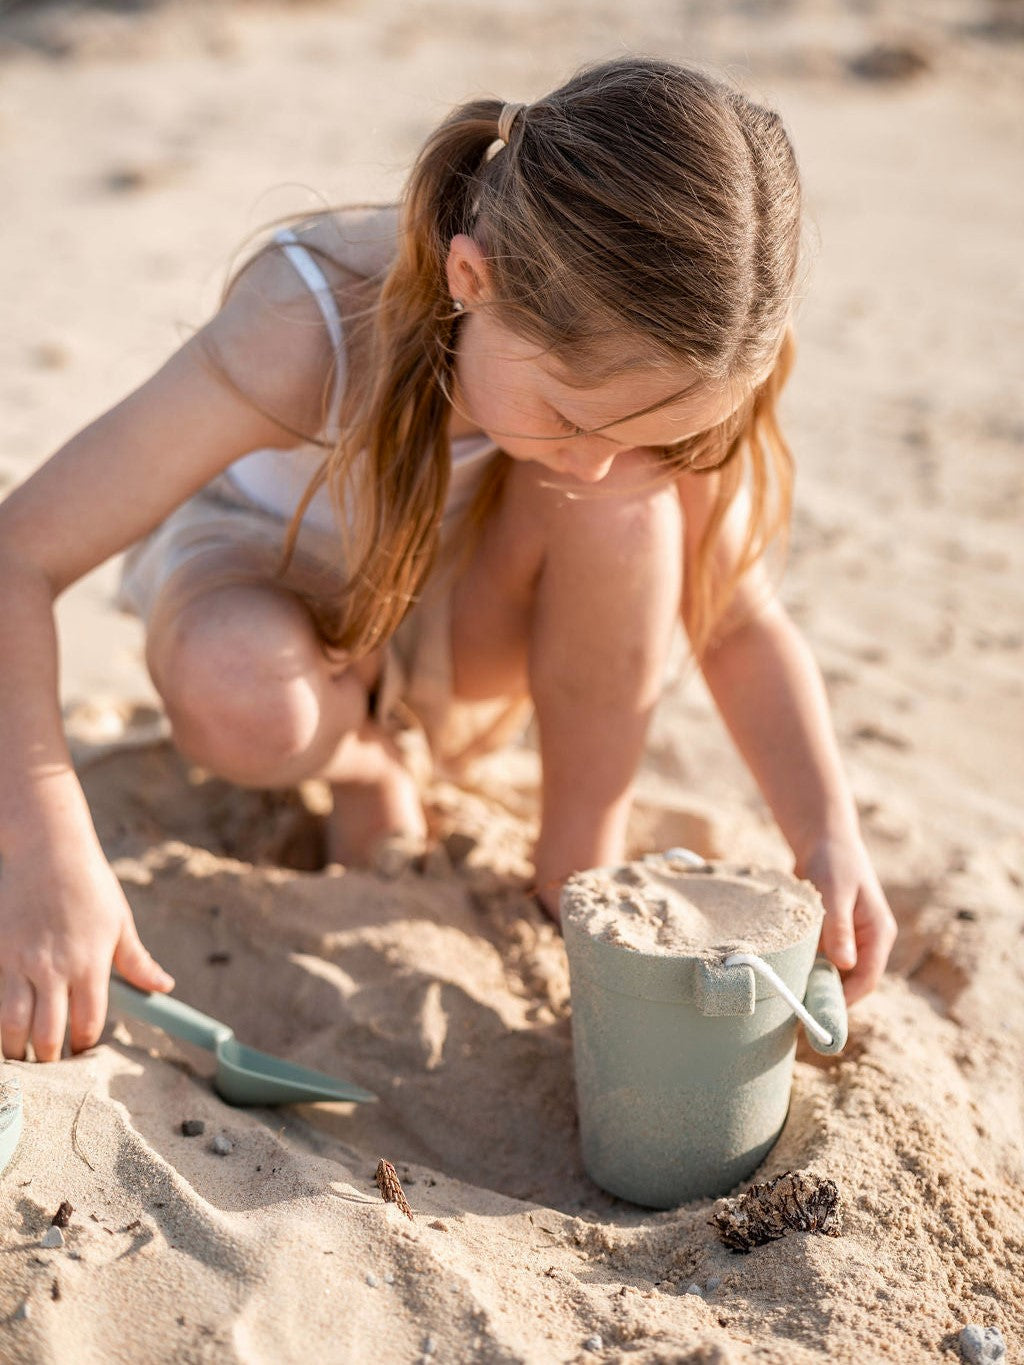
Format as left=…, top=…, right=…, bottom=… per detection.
left=214, top=1038, right=377, bottom=1106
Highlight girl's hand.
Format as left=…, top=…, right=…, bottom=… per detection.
left=0, top=831, right=173, bottom=1061
left=794, top=833, right=897, bottom=1005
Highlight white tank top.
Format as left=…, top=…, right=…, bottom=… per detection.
left=225, top=227, right=496, bottom=535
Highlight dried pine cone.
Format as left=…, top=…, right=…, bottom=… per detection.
left=710, top=1171, right=842, bottom=1252
left=375, top=1157, right=414, bottom=1220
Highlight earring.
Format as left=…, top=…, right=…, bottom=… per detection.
left=452, top=299, right=466, bottom=313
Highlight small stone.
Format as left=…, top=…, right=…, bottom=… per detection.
left=210, top=1135, right=232, bottom=1156
left=30, top=341, right=70, bottom=370
left=427, top=1219, right=447, bottom=1232
left=365, top=1272, right=379, bottom=1287
left=422, top=1338, right=437, bottom=1357
left=442, top=831, right=477, bottom=866
left=40, top=1226, right=64, bottom=1249
left=959, top=1324, right=1007, bottom=1365
left=383, top=1272, right=395, bottom=1285
left=181, top=1119, right=205, bottom=1137
left=583, top=1336, right=603, bottom=1354
left=686, top=1282, right=704, bottom=1296
left=12, top=1300, right=31, bottom=1321
left=706, top=1276, right=722, bottom=1292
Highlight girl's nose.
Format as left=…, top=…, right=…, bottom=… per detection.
left=562, top=446, right=618, bottom=483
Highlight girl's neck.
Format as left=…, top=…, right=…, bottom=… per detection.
left=445, top=371, right=485, bottom=441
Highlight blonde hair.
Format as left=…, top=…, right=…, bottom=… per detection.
left=220, top=57, right=803, bottom=659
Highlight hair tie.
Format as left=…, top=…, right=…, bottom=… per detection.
left=497, top=102, right=526, bottom=146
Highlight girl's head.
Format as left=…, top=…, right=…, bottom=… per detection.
left=434, top=60, right=800, bottom=482
left=284, top=57, right=803, bottom=655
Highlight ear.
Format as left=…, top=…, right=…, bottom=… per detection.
left=444, top=234, right=493, bottom=307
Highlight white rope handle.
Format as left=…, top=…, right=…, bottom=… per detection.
left=724, top=952, right=833, bottom=1047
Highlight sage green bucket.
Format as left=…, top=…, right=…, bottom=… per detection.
left=562, top=851, right=848, bottom=1209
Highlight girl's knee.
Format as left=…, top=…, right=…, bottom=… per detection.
left=148, top=587, right=337, bottom=781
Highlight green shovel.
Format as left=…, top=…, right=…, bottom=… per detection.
left=108, top=979, right=377, bottom=1107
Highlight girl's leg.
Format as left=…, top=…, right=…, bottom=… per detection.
left=143, top=563, right=426, bottom=863
left=450, top=450, right=683, bottom=909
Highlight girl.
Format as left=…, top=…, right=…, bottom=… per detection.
left=0, top=58, right=896, bottom=1064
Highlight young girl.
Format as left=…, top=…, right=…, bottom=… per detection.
left=0, top=58, right=896, bottom=1064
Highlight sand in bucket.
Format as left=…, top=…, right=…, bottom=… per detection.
left=564, top=860, right=822, bottom=959
left=561, top=855, right=844, bottom=1208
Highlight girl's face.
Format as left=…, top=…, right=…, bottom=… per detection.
left=445, top=235, right=749, bottom=485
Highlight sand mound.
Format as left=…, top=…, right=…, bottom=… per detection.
left=1, top=735, right=1021, bottom=1362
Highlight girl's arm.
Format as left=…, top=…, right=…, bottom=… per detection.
left=0, top=248, right=338, bottom=1060
left=677, top=471, right=897, bottom=1004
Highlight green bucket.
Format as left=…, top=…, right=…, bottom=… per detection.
left=562, top=851, right=847, bottom=1208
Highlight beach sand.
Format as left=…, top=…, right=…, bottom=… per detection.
left=1, top=2, right=1022, bottom=1360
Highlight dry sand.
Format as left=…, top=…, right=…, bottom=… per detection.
left=1, top=2, right=1023, bottom=1362
left=561, top=861, right=823, bottom=957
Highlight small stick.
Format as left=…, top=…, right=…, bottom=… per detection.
left=375, top=1158, right=413, bottom=1220
left=71, top=1092, right=95, bottom=1172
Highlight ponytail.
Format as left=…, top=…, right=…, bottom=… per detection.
left=283, top=100, right=506, bottom=656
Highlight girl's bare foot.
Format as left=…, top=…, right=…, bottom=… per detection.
left=323, top=724, right=427, bottom=869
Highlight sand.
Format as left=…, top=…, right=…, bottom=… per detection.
left=1, top=2, right=1023, bottom=1362
left=562, top=860, right=823, bottom=957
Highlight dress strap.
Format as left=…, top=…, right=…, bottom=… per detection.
left=272, top=227, right=347, bottom=440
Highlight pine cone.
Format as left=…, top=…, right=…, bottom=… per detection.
left=710, top=1171, right=842, bottom=1252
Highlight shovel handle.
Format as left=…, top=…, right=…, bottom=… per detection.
left=108, top=978, right=231, bottom=1053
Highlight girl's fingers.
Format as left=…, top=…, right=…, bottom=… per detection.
left=0, top=974, right=35, bottom=1061
left=817, top=886, right=858, bottom=974
left=31, top=982, right=69, bottom=1063
left=113, top=918, right=174, bottom=995
left=842, top=896, right=898, bottom=1006
left=69, top=975, right=109, bottom=1055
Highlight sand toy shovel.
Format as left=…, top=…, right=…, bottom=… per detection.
left=108, top=979, right=377, bottom=1106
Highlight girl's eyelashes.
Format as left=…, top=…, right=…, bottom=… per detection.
left=552, top=411, right=586, bottom=437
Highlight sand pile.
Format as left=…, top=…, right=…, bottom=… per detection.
left=1, top=728, right=1022, bottom=1362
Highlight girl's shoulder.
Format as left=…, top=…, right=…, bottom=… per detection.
left=282, top=204, right=400, bottom=291
left=206, top=206, right=399, bottom=438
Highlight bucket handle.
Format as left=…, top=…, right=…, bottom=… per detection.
left=724, top=953, right=848, bottom=1056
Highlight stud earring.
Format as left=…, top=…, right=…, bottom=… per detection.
left=452, top=299, right=466, bottom=313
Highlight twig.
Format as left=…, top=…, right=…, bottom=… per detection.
left=71, top=1091, right=95, bottom=1172
left=375, top=1157, right=413, bottom=1220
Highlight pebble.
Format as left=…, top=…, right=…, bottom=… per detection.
left=365, top=1272, right=379, bottom=1288
left=383, top=1272, right=395, bottom=1285
left=181, top=1119, right=205, bottom=1137
left=40, top=1226, right=64, bottom=1249
left=959, top=1325, right=1007, bottom=1365
left=706, top=1277, right=722, bottom=1292
left=12, top=1300, right=31, bottom=1321
left=210, top=1135, right=233, bottom=1156
left=686, top=1282, right=704, bottom=1296
left=422, top=1338, right=437, bottom=1357
left=583, top=1336, right=603, bottom=1353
